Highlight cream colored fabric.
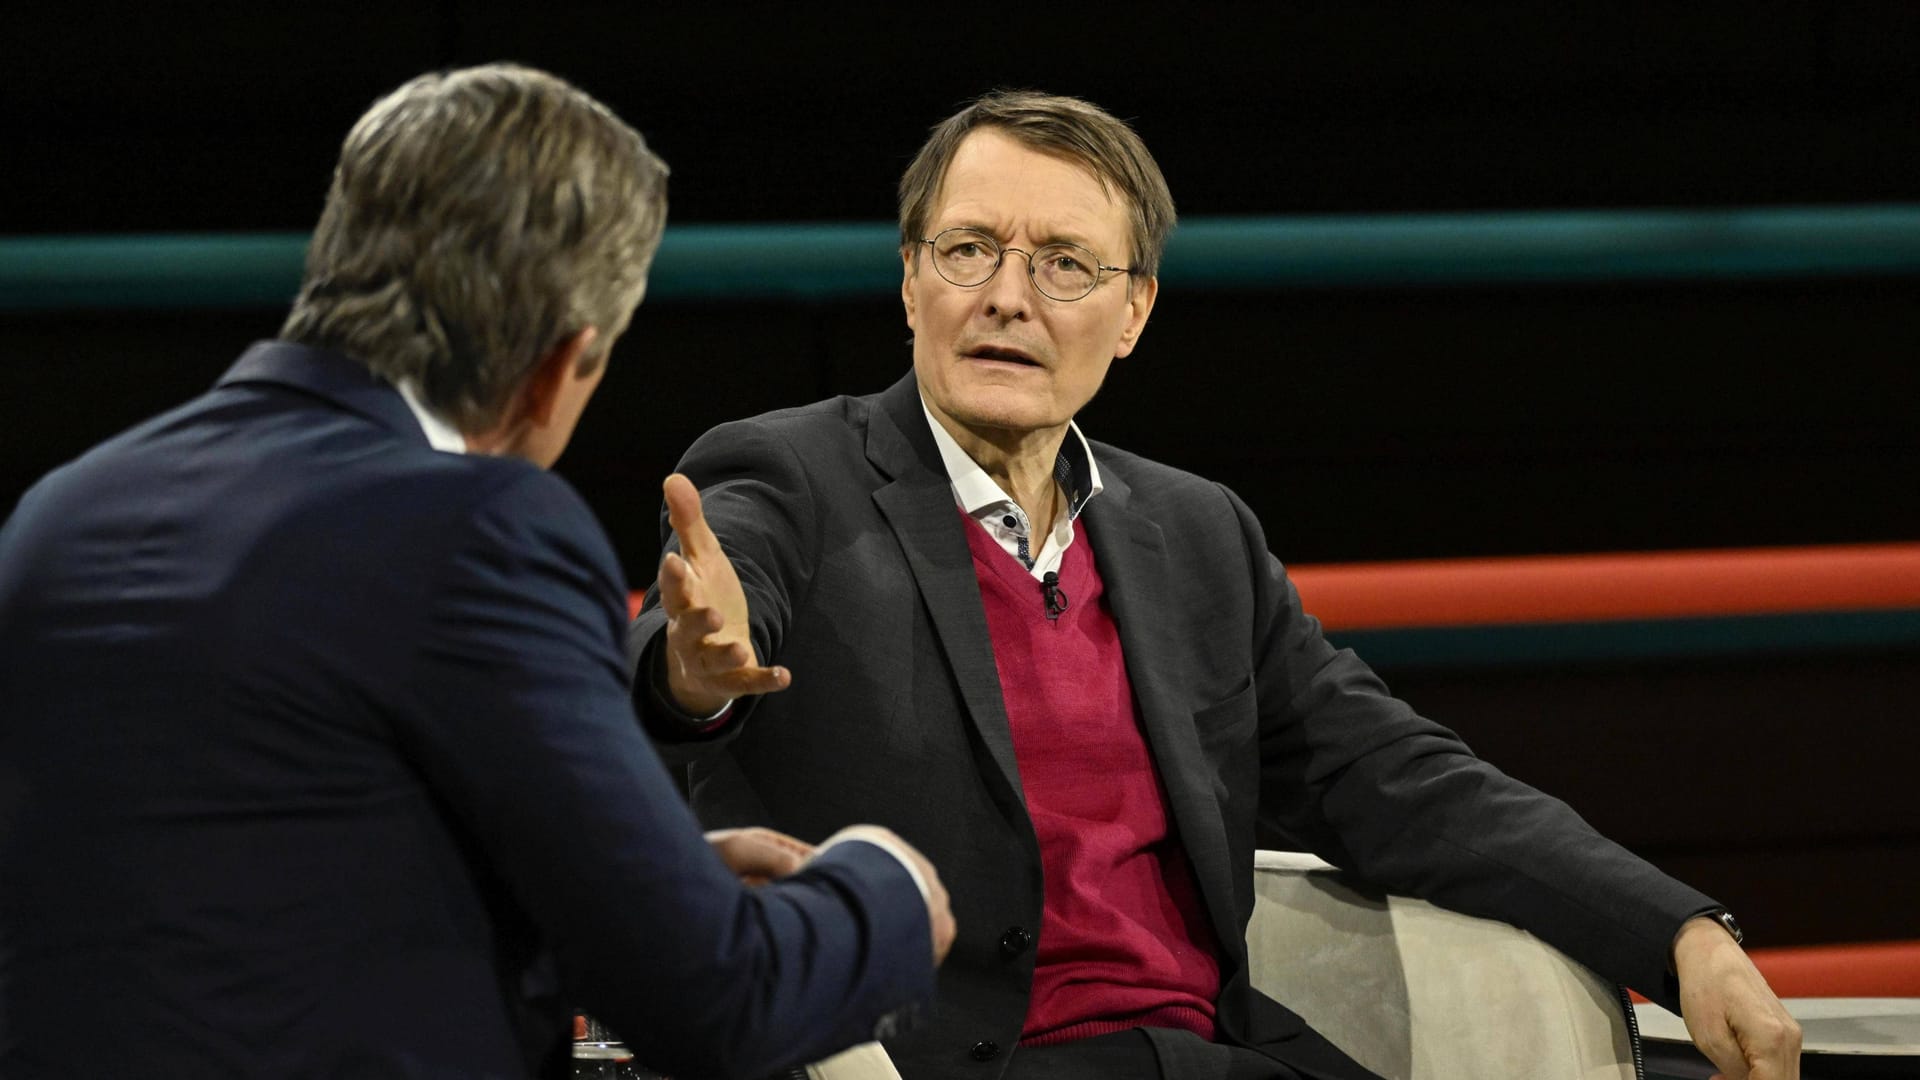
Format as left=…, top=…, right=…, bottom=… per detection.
left=1248, top=851, right=1637, bottom=1080
left=810, top=852, right=1636, bottom=1080
left=806, top=1041, right=903, bottom=1080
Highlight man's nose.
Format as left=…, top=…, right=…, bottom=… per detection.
left=980, top=249, right=1034, bottom=319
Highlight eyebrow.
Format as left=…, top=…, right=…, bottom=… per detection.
left=943, top=222, right=1101, bottom=251
left=1036, top=231, right=1098, bottom=251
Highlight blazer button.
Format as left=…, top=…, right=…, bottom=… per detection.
left=998, top=926, right=1033, bottom=957
left=970, top=1040, right=1000, bottom=1062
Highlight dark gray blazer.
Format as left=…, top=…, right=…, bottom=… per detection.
left=631, top=372, right=1714, bottom=1079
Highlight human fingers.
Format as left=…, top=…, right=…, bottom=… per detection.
left=736, top=826, right=816, bottom=861
left=1680, top=964, right=1799, bottom=1080
left=822, top=826, right=954, bottom=965
left=896, top=841, right=955, bottom=964
left=668, top=635, right=788, bottom=697
left=657, top=551, right=697, bottom=614
left=924, top=868, right=956, bottom=965
left=661, top=616, right=787, bottom=714
left=694, top=657, right=791, bottom=698
left=1685, top=1000, right=1750, bottom=1080
left=660, top=552, right=734, bottom=661
left=663, top=474, right=724, bottom=563
left=707, top=827, right=812, bottom=884
left=1677, top=920, right=1746, bottom=1075
left=660, top=615, right=741, bottom=716
left=723, top=826, right=815, bottom=870
left=1693, top=922, right=1801, bottom=1077
left=659, top=566, right=725, bottom=673
left=1730, top=1003, right=1801, bottom=1080
left=663, top=598, right=725, bottom=655
left=680, top=631, right=752, bottom=670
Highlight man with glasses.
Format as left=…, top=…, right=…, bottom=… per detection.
left=630, top=91, right=1799, bottom=1079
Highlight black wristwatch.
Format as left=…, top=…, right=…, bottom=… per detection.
left=1708, top=907, right=1745, bottom=945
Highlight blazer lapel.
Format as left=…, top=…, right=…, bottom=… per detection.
left=866, top=377, right=1027, bottom=814
left=1083, top=471, right=1240, bottom=951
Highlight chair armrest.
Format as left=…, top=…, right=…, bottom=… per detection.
left=1248, top=851, right=1637, bottom=1080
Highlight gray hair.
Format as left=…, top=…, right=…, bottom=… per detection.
left=898, top=90, right=1176, bottom=279
left=282, top=63, right=669, bottom=431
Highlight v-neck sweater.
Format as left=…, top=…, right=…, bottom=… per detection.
left=964, top=515, right=1221, bottom=1046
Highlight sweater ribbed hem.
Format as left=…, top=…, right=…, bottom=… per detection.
left=1018, top=1004, right=1216, bottom=1047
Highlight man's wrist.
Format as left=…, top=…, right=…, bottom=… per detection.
left=1672, top=907, right=1744, bottom=974
left=816, top=834, right=932, bottom=904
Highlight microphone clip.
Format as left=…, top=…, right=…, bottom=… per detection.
left=1041, top=571, right=1069, bottom=622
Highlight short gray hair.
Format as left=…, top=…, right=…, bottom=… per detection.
left=898, top=90, right=1176, bottom=279
left=282, top=64, right=669, bottom=431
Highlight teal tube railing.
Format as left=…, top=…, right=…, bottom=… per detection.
left=4, top=205, right=1919, bottom=311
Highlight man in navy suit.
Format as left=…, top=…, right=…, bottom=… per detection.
left=0, top=64, right=951, bottom=1079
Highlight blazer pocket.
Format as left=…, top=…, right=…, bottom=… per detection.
left=1193, top=674, right=1256, bottom=746
left=1193, top=675, right=1257, bottom=807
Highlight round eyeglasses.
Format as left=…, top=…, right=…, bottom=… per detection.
left=917, top=227, right=1134, bottom=302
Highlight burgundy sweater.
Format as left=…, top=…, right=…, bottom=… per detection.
left=964, top=517, right=1222, bottom=1045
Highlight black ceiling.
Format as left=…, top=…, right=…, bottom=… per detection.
left=5, top=3, right=1917, bottom=235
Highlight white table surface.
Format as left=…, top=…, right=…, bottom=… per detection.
left=1635, top=998, right=1920, bottom=1056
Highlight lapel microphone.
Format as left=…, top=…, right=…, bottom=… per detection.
left=1041, top=571, right=1069, bottom=622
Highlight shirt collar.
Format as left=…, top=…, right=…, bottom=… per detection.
left=395, top=378, right=469, bottom=454
left=919, top=398, right=1102, bottom=518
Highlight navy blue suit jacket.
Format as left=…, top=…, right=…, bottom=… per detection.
left=0, top=342, right=932, bottom=1079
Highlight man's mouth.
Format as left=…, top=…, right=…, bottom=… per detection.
left=965, top=345, right=1041, bottom=367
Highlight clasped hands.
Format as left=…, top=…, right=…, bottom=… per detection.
left=704, top=824, right=953, bottom=965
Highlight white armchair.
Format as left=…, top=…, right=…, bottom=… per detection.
left=1248, top=851, right=1639, bottom=1080
left=803, top=850, right=1641, bottom=1080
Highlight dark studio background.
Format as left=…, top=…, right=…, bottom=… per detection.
left=3, top=3, right=1916, bottom=945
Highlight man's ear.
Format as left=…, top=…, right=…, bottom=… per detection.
left=901, top=247, right=919, bottom=332
left=518, top=327, right=600, bottom=426
left=462, top=327, right=601, bottom=457
left=1113, top=275, right=1159, bottom=360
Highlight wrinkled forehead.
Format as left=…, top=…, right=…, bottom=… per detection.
left=928, top=129, right=1131, bottom=249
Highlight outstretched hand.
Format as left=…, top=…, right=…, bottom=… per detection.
left=1674, top=916, right=1802, bottom=1079
left=656, top=473, right=791, bottom=716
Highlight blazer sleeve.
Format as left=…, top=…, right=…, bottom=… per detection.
left=395, top=468, right=930, bottom=1079
left=1228, top=483, right=1715, bottom=1011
